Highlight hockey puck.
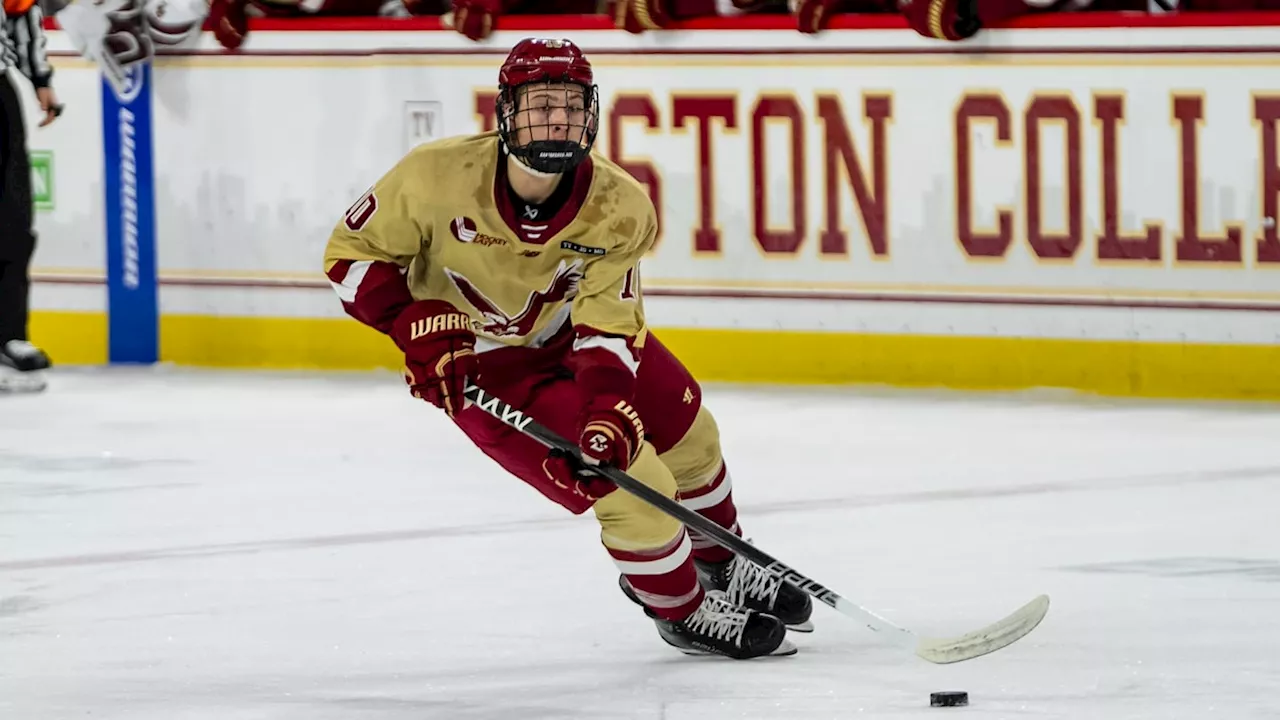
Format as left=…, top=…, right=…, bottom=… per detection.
left=930, top=691, right=969, bottom=707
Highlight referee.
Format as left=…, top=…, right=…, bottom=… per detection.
left=1, top=0, right=60, bottom=391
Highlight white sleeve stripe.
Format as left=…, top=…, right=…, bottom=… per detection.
left=572, top=335, right=639, bottom=375
left=329, top=260, right=372, bottom=304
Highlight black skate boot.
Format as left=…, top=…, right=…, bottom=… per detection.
left=0, top=340, right=51, bottom=393
left=620, top=552, right=815, bottom=633
left=651, top=590, right=796, bottom=659
left=696, top=554, right=814, bottom=633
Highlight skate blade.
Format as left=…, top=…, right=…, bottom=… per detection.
left=771, top=638, right=799, bottom=656
left=675, top=638, right=799, bottom=658
left=786, top=620, right=815, bottom=633
left=0, top=368, right=47, bottom=393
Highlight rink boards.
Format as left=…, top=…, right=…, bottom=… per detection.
left=23, top=18, right=1280, bottom=399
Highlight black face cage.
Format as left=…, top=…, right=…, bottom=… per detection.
left=496, top=81, right=601, bottom=175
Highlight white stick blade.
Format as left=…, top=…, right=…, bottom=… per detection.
left=914, top=594, right=1050, bottom=664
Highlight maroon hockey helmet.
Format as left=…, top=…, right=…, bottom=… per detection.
left=496, top=38, right=600, bottom=175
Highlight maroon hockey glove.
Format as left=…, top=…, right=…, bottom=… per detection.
left=902, top=0, right=1076, bottom=41
left=795, top=0, right=837, bottom=34
left=450, top=0, right=504, bottom=40
left=796, top=0, right=896, bottom=34
left=542, top=396, right=646, bottom=503
left=615, top=0, right=719, bottom=33
left=208, top=0, right=249, bottom=49
left=901, top=0, right=981, bottom=41
left=391, top=300, right=479, bottom=417
left=578, top=396, right=645, bottom=470
left=542, top=450, right=615, bottom=504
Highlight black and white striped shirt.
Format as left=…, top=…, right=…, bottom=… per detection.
left=1, top=1, right=53, bottom=89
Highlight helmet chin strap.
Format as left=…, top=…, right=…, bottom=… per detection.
left=501, top=139, right=563, bottom=179
left=508, top=152, right=561, bottom=180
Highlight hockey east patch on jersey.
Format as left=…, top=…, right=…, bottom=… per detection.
left=560, top=240, right=606, bottom=256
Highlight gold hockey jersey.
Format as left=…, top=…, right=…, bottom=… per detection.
left=323, top=132, right=656, bottom=385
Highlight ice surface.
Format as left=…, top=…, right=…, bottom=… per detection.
left=2, top=367, right=1279, bottom=719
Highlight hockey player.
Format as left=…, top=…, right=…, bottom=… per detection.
left=323, top=37, right=812, bottom=660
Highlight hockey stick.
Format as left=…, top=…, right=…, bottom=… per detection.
left=462, top=383, right=1050, bottom=664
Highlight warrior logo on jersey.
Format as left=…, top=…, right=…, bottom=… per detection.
left=445, top=259, right=584, bottom=339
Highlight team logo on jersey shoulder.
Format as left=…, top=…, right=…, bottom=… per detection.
left=450, top=216, right=508, bottom=248
left=560, top=241, right=606, bottom=256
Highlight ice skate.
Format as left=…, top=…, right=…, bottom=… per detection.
left=696, top=554, right=814, bottom=633
left=650, top=590, right=796, bottom=659
left=0, top=340, right=50, bottom=393
left=621, top=551, right=815, bottom=632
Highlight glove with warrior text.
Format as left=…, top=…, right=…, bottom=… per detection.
left=543, top=396, right=646, bottom=503
left=391, top=300, right=480, bottom=417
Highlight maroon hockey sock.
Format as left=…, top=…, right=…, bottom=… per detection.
left=678, top=461, right=741, bottom=564
left=609, top=530, right=704, bottom=621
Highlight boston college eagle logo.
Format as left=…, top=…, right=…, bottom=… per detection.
left=445, top=260, right=584, bottom=339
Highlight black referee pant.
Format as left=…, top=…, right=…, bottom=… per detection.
left=0, top=72, right=35, bottom=344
